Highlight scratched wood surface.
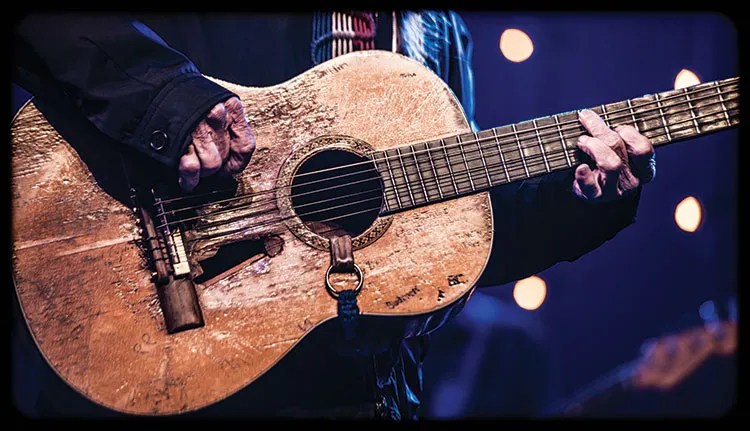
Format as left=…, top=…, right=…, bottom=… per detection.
left=11, top=50, right=493, bottom=416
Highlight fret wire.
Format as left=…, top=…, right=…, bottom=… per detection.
left=629, top=106, right=737, bottom=145
left=452, top=107, right=730, bottom=193
left=393, top=83, right=735, bottom=178
left=440, top=138, right=460, bottom=194
left=511, top=123, right=530, bottom=177
left=409, top=144, right=430, bottom=202
left=425, top=144, right=444, bottom=199
left=491, top=128, right=511, bottom=182
left=712, top=81, right=732, bottom=126
left=413, top=111, right=724, bottom=207
left=456, top=135, right=476, bottom=191
left=386, top=84, right=736, bottom=181
left=392, top=95, right=736, bottom=193
left=682, top=87, right=701, bottom=134
left=395, top=147, right=416, bottom=206
left=382, top=195, right=391, bottom=213
left=422, top=110, right=726, bottom=205
left=653, top=93, right=672, bottom=141
left=434, top=100, right=736, bottom=189
left=532, top=119, right=551, bottom=172
left=601, top=104, right=609, bottom=126
left=626, top=99, right=640, bottom=132
left=386, top=152, right=573, bottom=211
left=382, top=150, right=403, bottom=209
left=553, top=115, right=573, bottom=167
left=474, top=131, right=494, bottom=186
left=370, top=84, right=737, bottom=204
left=371, top=153, right=391, bottom=213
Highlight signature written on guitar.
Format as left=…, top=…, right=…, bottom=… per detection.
left=386, top=286, right=421, bottom=309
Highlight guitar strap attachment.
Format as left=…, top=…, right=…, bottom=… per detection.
left=329, top=234, right=355, bottom=274
left=327, top=235, right=363, bottom=340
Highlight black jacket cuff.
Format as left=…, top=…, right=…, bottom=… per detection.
left=132, top=73, right=237, bottom=167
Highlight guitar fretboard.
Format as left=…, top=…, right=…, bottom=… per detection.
left=371, top=77, right=739, bottom=214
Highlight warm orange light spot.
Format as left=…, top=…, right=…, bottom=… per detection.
left=674, top=196, right=703, bottom=232
left=499, top=28, right=534, bottom=63
left=513, top=275, right=547, bottom=310
left=674, top=69, right=701, bottom=89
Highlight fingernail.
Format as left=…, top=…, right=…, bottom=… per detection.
left=578, top=109, right=594, bottom=118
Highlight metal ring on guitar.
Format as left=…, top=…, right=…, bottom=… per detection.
left=325, top=264, right=364, bottom=298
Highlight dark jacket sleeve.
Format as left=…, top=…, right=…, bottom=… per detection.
left=442, top=12, right=642, bottom=287
left=477, top=172, right=640, bottom=287
left=12, top=14, right=236, bottom=167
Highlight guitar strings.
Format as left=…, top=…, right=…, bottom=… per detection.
left=186, top=131, right=677, bottom=244
left=184, top=108, right=739, bottom=244
left=168, top=185, right=382, bottom=231
left=157, top=84, right=737, bottom=221
left=187, top=113, right=735, bottom=245
left=157, top=89, right=740, bottom=228
left=187, top=154, right=575, bottom=243
left=187, top=151, right=573, bottom=235
left=157, top=87, right=741, bottom=240
left=155, top=94, right=739, bottom=230
left=158, top=81, right=738, bottom=214
left=165, top=79, right=737, bottom=206
left=173, top=95, right=744, bottom=236
left=157, top=80, right=738, bottom=210
left=177, top=101, right=740, bottom=236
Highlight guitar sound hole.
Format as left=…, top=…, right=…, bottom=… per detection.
left=291, top=149, right=383, bottom=238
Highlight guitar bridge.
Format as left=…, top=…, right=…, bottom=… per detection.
left=130, top=188, right=192, bottom=282
left=130, top=187, right=204, bottom=333
left=153, top=193, right=191, bottom=278
left=167, top=227, right=191, bottom=276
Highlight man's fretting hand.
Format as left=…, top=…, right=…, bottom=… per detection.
left=573, top=109, right=656, bottom=202
left=178, top=97, right=256, bottom=191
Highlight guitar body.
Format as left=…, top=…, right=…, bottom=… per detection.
left=11, top=51, right=493, bottom=415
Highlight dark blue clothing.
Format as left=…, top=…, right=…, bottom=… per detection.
left=12, top=12, right=641, bottom=420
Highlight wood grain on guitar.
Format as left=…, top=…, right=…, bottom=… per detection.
left=11, top=50, right=739, bottom=415
left=11, top=51, right=491, bottom=415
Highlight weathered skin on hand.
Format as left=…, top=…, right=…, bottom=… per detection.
left=573, top=108, right=656, bottom=202
left=179, top=96, right=256, bottom=191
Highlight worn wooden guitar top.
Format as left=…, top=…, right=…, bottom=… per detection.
left=11, top=50, right=493, bottom=415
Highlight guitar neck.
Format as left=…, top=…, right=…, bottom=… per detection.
left=539, top=360, right=637, bottom=417
left=372, top=77, right=739, bottom=214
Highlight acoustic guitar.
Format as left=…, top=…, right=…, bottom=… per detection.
left=10, top=50, right=739, bottom=415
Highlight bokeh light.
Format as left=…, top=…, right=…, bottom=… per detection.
left=674, top=196, right=703, bottom=232
left=513, top=275, right=547, bottom=310
left=674, top=69, right=701, bottom=89
left=499, top=28, right=534, bottom=63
